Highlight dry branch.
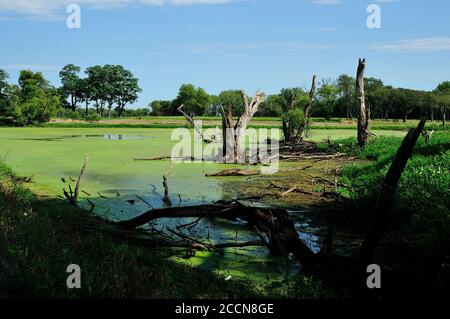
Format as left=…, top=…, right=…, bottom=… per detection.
left=63, top=156, right=89, bottom=205
left=177, top=104, right=213, bottom=143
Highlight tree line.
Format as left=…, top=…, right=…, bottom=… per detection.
left=150, top=78, right=450, bottom=126
left=0, top=64, right=141, bottom=125
left=1, top=65, right=449, bottom=127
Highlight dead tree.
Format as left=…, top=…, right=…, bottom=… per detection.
left=297, top=75, right=317, bottom=139
left=221, top=90, right=265, bottom=163
left=177, top=104, right=213, bottom=143
left=356, top=59, right=370, bottom=147
left=358, top=119, right=426, bottom=262
left=63, top=157, right=89, bottom=205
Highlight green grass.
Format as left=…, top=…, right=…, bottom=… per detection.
left=321, top=132, right=450, bottom=256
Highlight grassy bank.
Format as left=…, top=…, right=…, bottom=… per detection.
left=0, top=160, right=330, bottom=299
left=320, top=132, right=450, bottom=256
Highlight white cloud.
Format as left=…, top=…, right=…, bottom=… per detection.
left=0, top=0, right=232, bottom=19
left=370, top=37, right=450, bottom=52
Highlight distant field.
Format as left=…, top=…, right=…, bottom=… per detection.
left=46, top=117, right=446, bottom=131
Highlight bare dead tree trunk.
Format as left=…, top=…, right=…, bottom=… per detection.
left=221, top=90, right=265, bottom=163
left=356, top=59, right=370, bottom=147
left=358, top=119, right=426, bottom=263
left=297, top=75, right=317, bottom=139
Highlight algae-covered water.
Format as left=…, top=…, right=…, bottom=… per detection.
left=0, top=127, right=405, bottom=285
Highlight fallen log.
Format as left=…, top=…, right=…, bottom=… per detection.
left=116, top=200, right=317, bottom=261
left=205, top=168, right=260, bottom=177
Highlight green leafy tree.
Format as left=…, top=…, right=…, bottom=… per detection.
left=278, top=88, right=309, bottom=141
left=18, top=70, right=49, bottom=102
left=391, top=88, right=423, bottom=122
left=7, top=71, right=59, bottom=125
left=316, top=80, right=339, bottom=120
left=257, top=94, right=283, bottom=117
left=0, top=69, right=11, bottom=115
left=172, top=84, right=210, bottom=116
left=85, top=65, right=108, bottom=115
left=216, top=90, right=245, bottom=116
left=80, top=77, right=93, bottom=117
left=113, top=66, right=141, bottom=117
left=337, top=74, right=355, bottom=119
left=149, top=100, right=172, bottom=116
left=434, top=82, right=450, bottom=126
left=59, top=64, right=83, bottom=111
left=435, top=81, right=450, bottom=94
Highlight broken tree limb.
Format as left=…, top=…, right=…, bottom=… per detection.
left=116, top=201, right=317, bottom=261
left=267, top=181, right=317, bottom=197
left=116, top=204, right=233, bottom=230
left=177, top=104, right=213, bottom=143
left=63, top=156, right=89, bottom=205
left=358, top=119, right=426, bottom=263
left=205, top=168, right=260, bottom=177
left=135, top=194, right=154, bottom=209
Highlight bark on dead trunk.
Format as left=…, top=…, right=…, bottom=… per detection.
left=356, top=59, right=370, bottom=147
left=221, top=90, right=265, bottom=163
left=298, top=75, right=317, bottom=139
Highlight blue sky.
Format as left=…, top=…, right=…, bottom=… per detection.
left=1, top=0, right=449, bottom=107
